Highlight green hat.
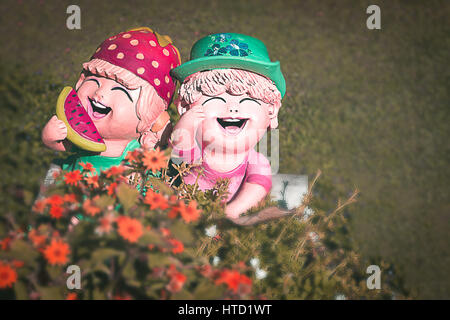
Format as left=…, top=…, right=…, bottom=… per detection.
left=171, top=33, right=286, bottom=97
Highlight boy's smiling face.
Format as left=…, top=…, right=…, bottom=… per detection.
left=76, top=74, right=141, bottom=141
left=192, top=91, right=275, bottom=154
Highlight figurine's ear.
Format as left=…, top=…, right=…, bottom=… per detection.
left=268, top=104, right=280, bottom=129
left=75, top=73, right=86, bottom=91
left=176, top=98, right=189, bottom=116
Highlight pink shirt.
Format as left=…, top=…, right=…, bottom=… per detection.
left=171, top=143, right=272, bottom=202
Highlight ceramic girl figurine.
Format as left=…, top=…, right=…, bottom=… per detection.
left=41, top=27, right=181, bottom=176
left=170, top=33, right=285, bottom=219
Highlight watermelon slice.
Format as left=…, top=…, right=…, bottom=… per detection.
left=55, top=86, right=106, bottom=152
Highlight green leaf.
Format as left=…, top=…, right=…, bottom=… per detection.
left=14, top=280, right=28, bottom=300
left=94, top=195, right=116, bottom=210
left=147, top=177, right=174, bottom=195
left=91, top=248, right=125, bottom=262
left=170, top=221, right=195, bottom=245
left=171, top=289, right=194, bottom=300
left=7, top=239, right=39, bottom=266
left=193, top=280, right=225, bottom=299
left=116, top=183, right=140, bottom=211
left=38, top=286, right=64, bottom=300
left=147, top=253, right=172, bottom=268
left=138, top=229, right=165, bottom=246
left=46, top=265, right=63, bottom=280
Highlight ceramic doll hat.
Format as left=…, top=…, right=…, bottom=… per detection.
left=91, top=27, right=181, bottom=107
left=171, top=33, right=286, bottom=97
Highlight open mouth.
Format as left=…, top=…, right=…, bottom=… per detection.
left=88, top=97, right=112, bottom=119
left=217, top=117, right=249, bottom=135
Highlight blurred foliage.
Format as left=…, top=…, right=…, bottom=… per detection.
left=0, top=149, right=404, bottom=299
left=0, top=0, right=449, bottom=298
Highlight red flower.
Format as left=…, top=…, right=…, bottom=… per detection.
left=29, top=229, right=47, bottom=248
left=95, top=213, right=116, bottom=236
left=32, top=199, right=47, bottom=213
left=215, top=270, right=252, bottom=293
left=63, top=193, right=77, bottom=204
left=49, top=205, right=64, bottom=219
left=79, top=162, right=95, bottom=173
left=144, top=190, right=169, bottom=210
left=166, top=266, right=187, bottom=293
left=82, top=199, right=101, bottom=217
left=0, top=237, right=12, bottom=251
left=46, top=194, right=64, bottom=207
left=125, top=150, right=140, bottom=163
left=43, top=239, right=70, bottom=266
left=0, top=262, right=18, bottom=288
left=168, top=238, right=184, bottom=254
left=64, top=170, right=82, bottom=186
left=178, top=200, right=201, bottom=223
left=142, top=148, right=167, bottom=173
left=105, top=165, right=125, bottom=178
left=117, top=216, right=143, bottom=243
left=66, top=292, right=78, bottom=300
left=107, top=182, right=118, bottom=196
left=160, top=228, right=171, bottom=237
left=85, top=174, right=100, bottom=189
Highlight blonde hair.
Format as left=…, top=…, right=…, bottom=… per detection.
left=178, top=69, right=282, bottom=110
left=81, top=58, right=167, bottom=148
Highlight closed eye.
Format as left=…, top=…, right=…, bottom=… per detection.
left=239, top=97, right=260, bottom=105
left=111, top=87, right=133, bottom=102
left=202, top=97, right=226, bottom=105
left=86, top=78, right=100, bottom=87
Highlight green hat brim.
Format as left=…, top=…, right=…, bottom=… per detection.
left=171, top=56, right=286, bottom=98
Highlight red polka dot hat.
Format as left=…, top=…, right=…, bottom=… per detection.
left=91, top=27, right=181, bottom=106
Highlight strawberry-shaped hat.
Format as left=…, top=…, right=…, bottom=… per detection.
left=90, top=27, right=181, bottom=106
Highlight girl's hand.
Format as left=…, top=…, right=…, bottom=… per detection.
left=42, top=115, right=68, bottom=151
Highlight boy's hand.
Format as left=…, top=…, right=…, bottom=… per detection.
left=171, top=105, right=205, bottom=150
left=42, top=115, right=68, bottom=150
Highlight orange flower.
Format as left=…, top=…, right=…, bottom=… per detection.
left=144, top=190, right=169, bottom=210
left=64, top=170, right=82, bottom=186
left=12, top=260, right=24, bottom=268
left=66, top=292, right=78, bottom=300
left=166, top=267, right=186, bottom=293
left=125, top=150, right=140, bottom=163
left=168, top=239, right=184, bottom=254
left=82, top=199, right=101, bottom=217
left=95, top=213, right=116, bottom=236
left=105, top=165, right=125, bottom=178
left=32, top=199, right=47, bottom=213
left=29, top=230, right=47, bottom=248
left=79, top=162, right=95, bottom=173
left=46, top=194, right=64, bottom=207
left=107, top=182, right=118, bottom=196
left=63, top=193, right=77, bottom=204
left=49, top=205, right=64, bottom=219
left=85, top=174, right=100, bottom=189
left=178, top=200, right=201, bottom=223
left=142, top=147, right=167, bottom=173
left=215, top=270, right=253, bottom=293
left=0, top=262, right=18, bottom=288
left=160, top=228, right=171, bottom=237
left=117, top=216, right=143, bottom=243
left=43, top=239, right=70, bottom=266
left=0, top=237, right=12, bottom=251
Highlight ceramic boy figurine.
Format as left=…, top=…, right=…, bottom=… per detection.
left=41, top=27, right=181, bottom=175
left=170, top=33, right=285, bottom=219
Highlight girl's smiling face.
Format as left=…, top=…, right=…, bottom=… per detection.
left=76, top=74, right=141, bottom=141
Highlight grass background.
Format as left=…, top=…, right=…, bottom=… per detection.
left=0, top=0, right=449, bottom=298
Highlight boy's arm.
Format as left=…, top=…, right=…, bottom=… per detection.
left=225, top=182, right=268, bottom=219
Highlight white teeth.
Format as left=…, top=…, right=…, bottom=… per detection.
left=223, top=118, right=241, bottom=122
left=92, top=100, right=108, bottom=109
